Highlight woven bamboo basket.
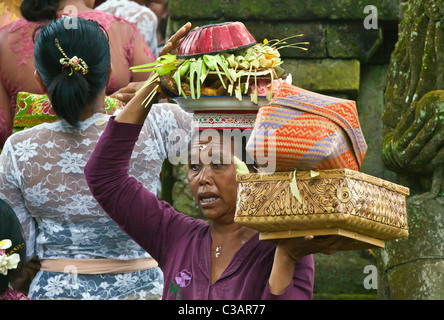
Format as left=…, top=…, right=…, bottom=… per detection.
left=234, top=169, right=409, bottom=250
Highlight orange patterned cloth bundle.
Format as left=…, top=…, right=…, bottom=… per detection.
left=246, top=83, right=368, bottom=172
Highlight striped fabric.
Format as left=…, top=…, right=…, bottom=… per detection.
left=246, top=83, right=367, bottom=172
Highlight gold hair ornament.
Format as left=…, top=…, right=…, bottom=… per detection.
left=55, top=38, right=89, bottom=76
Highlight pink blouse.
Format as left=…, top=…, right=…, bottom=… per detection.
left=0, top=10, right=154, bottom=148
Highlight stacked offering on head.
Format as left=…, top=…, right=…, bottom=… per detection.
left=131, top=21, right=305, bottom=109
left=131, top=22, right=409, bottom=251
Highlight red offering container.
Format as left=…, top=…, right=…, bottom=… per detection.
left=178, top=22, right=257, bottom=58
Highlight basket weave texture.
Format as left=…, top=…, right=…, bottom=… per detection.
left=234, top=169, right=409, bottom=240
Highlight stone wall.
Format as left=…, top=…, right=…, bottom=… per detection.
left=164, top=0, right=404, bottom=299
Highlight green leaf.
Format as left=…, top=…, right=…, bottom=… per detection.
left=244, top=64, right=253, bottom=94
left=235, top=70, right=245, bottom=79
left=131, top=67, right=160, bottom=73
left=157, top=63, right=177, bottom=76
left=172, top=69, right=183, bottom=97
left=159, top=54, right=178, bottom=63
left=235, top=84, right=243, bottom=101
left=179, top=60, right=190, bottom=77
left=214, top=54, right=234, bottom=83
left=227, top=83, right=233, bottom=96
left=135, top=72, right=158, bottom=95
left=228, top=69, right=237, bottom=82
left=195, top=59, right=203, bottom=99
left=235, top=77, right=242, bottom=101
left=200, top=59, right=208, bottom=83
left=239, top=61, right=250, bottom=69
left=233, top=156, right=249, bottom=174
left=226, top=54, right=237, bottom=68
left=251, top=69, right=258, bottom=104
left=214, top=64, right=227, bottom=89
left=189, top=61, right=197, bottom=99
left=189, top=59, right=203, bottom=99
left=142, top=84, right=159, bottom=108
left=289, top=171, right=302, bottom=204
left=250, top=60, right=260, bottom=69
left=130, top=54, right=180, bottom=78
left=244, top=49, right=256, bottom=62
left=203, top=55, right=216, bottom=70
left=130, top=61, right=161, bottom=70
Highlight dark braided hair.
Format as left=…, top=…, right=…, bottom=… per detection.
left=20, top=0, right=62, bottom=21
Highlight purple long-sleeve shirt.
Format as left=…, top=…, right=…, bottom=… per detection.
left=84, top=116, right=314, bottom=300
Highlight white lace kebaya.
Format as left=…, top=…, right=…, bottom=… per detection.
left=96, top=0, right=160, bottom=58
left=0, top=103, right=192, bottom=299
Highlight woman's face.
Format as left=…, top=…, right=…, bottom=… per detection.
left=187, top=132, right=238, bottom=224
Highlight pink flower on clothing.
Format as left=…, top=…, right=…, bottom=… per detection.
left=175, top=269, right=192, bottom=288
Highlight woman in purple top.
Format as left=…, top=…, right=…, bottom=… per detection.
left=85, top=24, right=347, bottom=300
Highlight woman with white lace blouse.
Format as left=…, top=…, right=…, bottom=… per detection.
left=0, top=17, right=192, bottom=299
left=95, top=0, right=161, bottom=58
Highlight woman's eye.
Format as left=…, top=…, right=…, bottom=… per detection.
left=189, top=164, right=200, bottom=171
left=212, top=163, right=223, bottom=169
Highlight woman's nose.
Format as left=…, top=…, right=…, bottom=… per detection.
left=198, top=165, right=213, bottom=185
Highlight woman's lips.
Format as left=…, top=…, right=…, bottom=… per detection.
left=198, top=192, right=219, bottom=207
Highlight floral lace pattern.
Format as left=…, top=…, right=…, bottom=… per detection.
left=29, top=268, right=164, bottom=300
left=0, top=103, right=192, bottom=299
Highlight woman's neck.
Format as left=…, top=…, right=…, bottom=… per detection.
left=210, top=222, right=256, bottom=247
left=57, top=0, right=94, bottom=14
left=79, top=93, right=107, bottom=121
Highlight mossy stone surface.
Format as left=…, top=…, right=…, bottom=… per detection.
left=313, top=251, right=378, bottom=298
left=284, top=59, right=360, bottom=96
left=169, top=0, right=401, bottom=21
left=326, top=23, right=383, bottom=62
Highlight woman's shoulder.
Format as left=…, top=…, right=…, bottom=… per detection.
left=0, top=17, right=36, bottom=36
left=5, top=125, right=40, bottom=144
left=77, top=10, right=138, bottom=33
left=95, top=1, right=158, bottom=25
left=4, top=118, right=82, bottom=153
